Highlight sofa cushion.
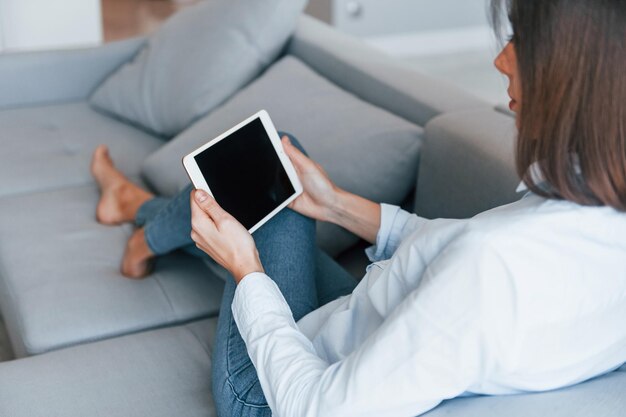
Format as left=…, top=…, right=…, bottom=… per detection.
left=287, top=16, right=490, bottom=128
left=0, top=318, right=623, bottom=417
left=416, top=109, right=521, bottom=219
left=141, top=56, right=423, bottom=256
left=0, top=185, right=224, bottom=357
left=0, top=102, right=163, bottom=199
left=0, top=319, right=218, bottom=417
left=90, top=0, right=307, bottom=137
left=424, top=369, right=626, bottom=417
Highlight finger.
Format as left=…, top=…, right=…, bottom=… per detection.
left=190, top=230, right=203, bottom=245
left=193, top=190, right=228, bottom=222
left=190, top=192, right=214, bottom=226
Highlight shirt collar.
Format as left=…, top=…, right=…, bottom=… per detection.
left=516, top=162, right=544, bottom=193
left=515, top=156, right=582, bottom=194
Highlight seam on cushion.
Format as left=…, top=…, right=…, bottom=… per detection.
left=184, top=326, right=211, bottom=357
left=0, top=98, right=88, bottom=112
left=151, top=273, right=176, bottom=319
left=0, top=258, right=28, bottom=357
left=0, top=180, right=98, bottom=202
left=28, top=313, right=217, bottom=356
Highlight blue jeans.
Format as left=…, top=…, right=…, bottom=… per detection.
left=135, top=135, right=357, bottom=416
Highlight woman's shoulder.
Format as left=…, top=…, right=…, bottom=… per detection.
left=464, top=194, right=626, bottom=243
left=402, top=194, right=626, bottom=282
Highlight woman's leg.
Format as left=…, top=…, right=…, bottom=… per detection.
left=120, top=183, right=211, bottom=277
left=91, top=145, right=154, bottom=225
left=90, top=144, right=167, bottom=278
left=211, top=207, right=318, bottom=417
left=140, top=183, right=195, bottom=255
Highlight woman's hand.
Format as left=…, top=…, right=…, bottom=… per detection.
left=190, top=190, right=263, bottom=284
left=282, top=136, right=341, bottom=222
left=283, top=136, right=381, bottom=243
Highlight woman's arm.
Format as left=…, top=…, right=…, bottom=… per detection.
left=231, top=234, right=499, bottom=417
left=326, top=189, right=381, bottom=244
left=282, top=136, right=381, bottom=244
left=189, top=189, right=501, bottom=416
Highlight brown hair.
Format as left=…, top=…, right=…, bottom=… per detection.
left=491, top=0, right=626, bottom=210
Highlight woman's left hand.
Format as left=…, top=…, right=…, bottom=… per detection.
left=190, top=190, right=264, bottom=284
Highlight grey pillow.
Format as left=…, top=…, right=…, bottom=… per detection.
left=141, top=56, right=423, bottom=256
left=90, top=0, right=306, bottom=137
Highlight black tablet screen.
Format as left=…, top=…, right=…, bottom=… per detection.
left=194, top=118, right=296, bottom=231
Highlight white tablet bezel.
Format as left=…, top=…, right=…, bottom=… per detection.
left=182, top=110, right=303, bottom=234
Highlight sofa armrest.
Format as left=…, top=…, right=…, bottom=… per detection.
left=415, top=109, right=521, bottom=219
left=0, top=37, right=146, bottom=109
left=287, top=16, right=490, bottom=127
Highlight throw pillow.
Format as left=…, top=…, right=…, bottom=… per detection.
left=90, top=0, right=307, bottom=137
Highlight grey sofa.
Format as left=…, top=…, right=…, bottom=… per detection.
left=0, top=14, right=624, bottom=417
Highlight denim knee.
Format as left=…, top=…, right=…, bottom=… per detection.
left=212, top=319, right=272, bottom=417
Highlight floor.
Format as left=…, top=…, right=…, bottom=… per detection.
left=102, top=0, right=198, bottom=42
left=0, top=2, right=506, bottom=364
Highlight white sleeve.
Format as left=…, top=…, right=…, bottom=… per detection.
left=366, top=204, right=428, bottom=262
left=233, top=238, right=505, bottom=417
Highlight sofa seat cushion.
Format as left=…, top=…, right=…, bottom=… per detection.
left=0, top=185, right=224, bottom=357
left=424, top=369, right=626, bottom=417
left=0, top=318, right=624, bottom=417
left=0, top=319, right=218, bottom=417
left=0, top=101, right=163, bottom=198
left=142, top=56, right=423, bottom=256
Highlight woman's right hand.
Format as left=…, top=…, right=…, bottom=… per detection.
left=282, top=136, right=341, bottom=222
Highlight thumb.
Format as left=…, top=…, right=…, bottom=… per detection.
left=282, top=136, right=310, bottom=170
left=194, top=190, right=227, bottom=221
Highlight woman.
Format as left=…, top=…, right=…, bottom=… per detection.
left=93, top=0, right=626, bottom=416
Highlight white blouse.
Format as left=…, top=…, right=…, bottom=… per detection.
left=232, top=191, right=626, bottom=417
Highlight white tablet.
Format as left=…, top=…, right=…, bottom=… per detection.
left=182, top=110, right=303, bottom=234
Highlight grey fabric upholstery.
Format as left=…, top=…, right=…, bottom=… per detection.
left=0, top=14, right=619, bottom=417
left=425, top=369, right=626, bottom=417
left=287, top=16, right=490, bottom=128
left=0, top=316, right=623, bottom=417
left=141, top=56, right=423, bottom=256
left=0, top=319, right=218, bottom=417
left=0, top=102, right=163, bottom=198
left=0, top=185, right=224, bottom=357
left=0, top=38, right=145, bottom=109
left=415, top=109, right=522, bottom=219
left=91, top=0, right=307, bottom=137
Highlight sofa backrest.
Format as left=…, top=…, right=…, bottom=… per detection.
left=415, top=109, right=522, bottom=219
left=286, top=16, right=490, bottom=128
left=286, top=17, right=522, bottom=221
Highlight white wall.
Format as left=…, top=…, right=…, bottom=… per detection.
left=306, top=0, right=493, bottom=56
left=0, top=0, right=102, bottom=51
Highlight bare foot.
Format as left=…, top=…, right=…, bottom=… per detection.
left=91, top=145, right=153, bottom=225
left=121, top=228, right=155, bottom=279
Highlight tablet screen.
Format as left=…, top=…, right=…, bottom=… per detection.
left=194, top=118, right=296, bottom=230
